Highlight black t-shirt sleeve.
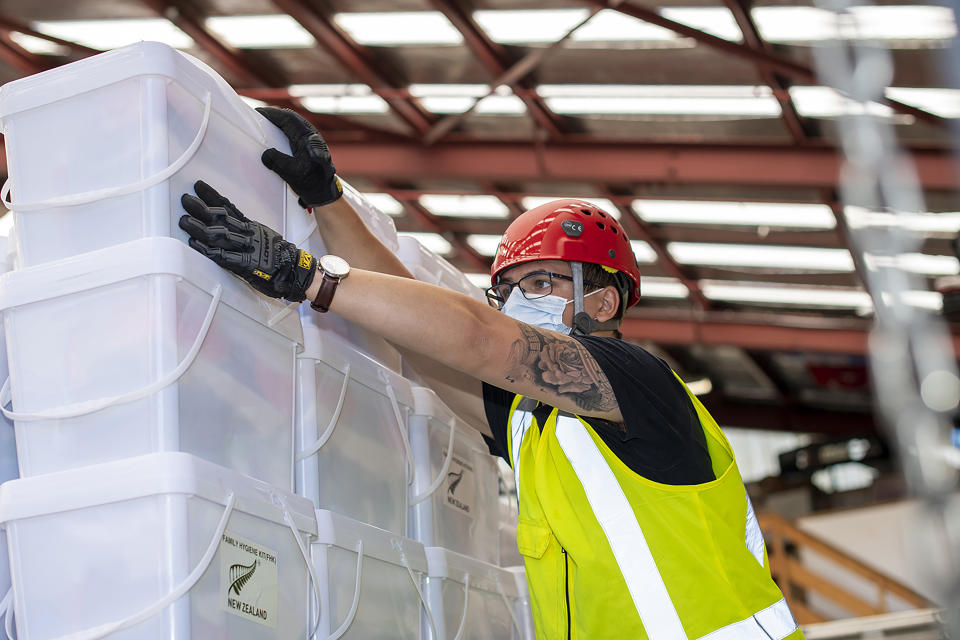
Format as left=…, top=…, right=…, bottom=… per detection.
left=572, top=336, right=714, bottom=485
left=481, top=381, right=513, bottom=461
left=481, top=337, right=715, bottom=485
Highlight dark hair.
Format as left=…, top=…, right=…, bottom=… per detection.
left=582, top=262, right=631, bottom=324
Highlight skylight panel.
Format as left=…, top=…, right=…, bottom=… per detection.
left=630, top=241, right=658, bottom=263
left=865, top=252, right=960, bottom=276
left=631, top=200, right=837, bottom=229
left=701, top=282, right=872, bottom=307
left=473, top=9, right=589, bottom=44
left=333, top=12, right=463, bottom=45
left=417, top=95, right=526, bottom=115
left=408, top=84, right=490, bottom=97
left=844, top=207, right=960, bottom=234
left=295, top=85, right=389, bottom=113
left=538, top=85, right=780, bottom=117
left=400, top=232, right=454, bottom=256
left=520, top=196, right=621, bottom=219
left=884, top=88, right=960, bottom=119
left=789, top=86, right=892, bottom=118
left=752, top=5, right=957, bottom=43
left=205, top=15, right=315, bottom=48
left=668, top=243, right=855, bottom=271
left=473, top=8, right=741, bottom=45
left=465, top=272, right=493, bottom=288
left=32, top=19, right=194, bottom=50
left=419, top=195, right=509, bottom=219
left=659, top=8, right=743, bottom=42
left=639, top=277, right=690, bottom=298
left=9, top=32, right=69, bottom=55
left=466, top=234, right=503, bottom=256
left=359, top=193, right=404, bottom=216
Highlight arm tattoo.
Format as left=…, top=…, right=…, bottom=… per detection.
left=504, top=322, right=618, bottom=413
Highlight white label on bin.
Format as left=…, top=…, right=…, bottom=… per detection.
left=220, top=530, right=279, bottom=628
left=442, top=448, right=476, bottom=518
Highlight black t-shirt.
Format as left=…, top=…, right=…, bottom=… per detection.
left=482, top=335, right=715, bottom=485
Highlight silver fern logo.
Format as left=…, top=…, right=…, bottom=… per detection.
left=229, top=559, right=258, bottom=595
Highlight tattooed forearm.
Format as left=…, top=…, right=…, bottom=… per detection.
left=505, top=322, right=618, bottom=413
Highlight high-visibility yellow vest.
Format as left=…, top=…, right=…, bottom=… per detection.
left=507, top=375, right=804, bottom=640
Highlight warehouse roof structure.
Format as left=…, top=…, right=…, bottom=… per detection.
left=0, top=0, right=957, bottom=436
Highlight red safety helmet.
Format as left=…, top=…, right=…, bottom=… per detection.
left=491, top=199, right=643, bottom=307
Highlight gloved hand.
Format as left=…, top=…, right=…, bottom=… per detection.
left=179, top=180, right=316, bottom=302
left=257, top=106, right=344, bottom=209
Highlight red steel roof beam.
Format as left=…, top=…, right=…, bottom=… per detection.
left=0, top=28, right=50, bottom=75
left=723, top=0, right=809, bottom=143
left=0, top=14, right=102, bottom=57
left=330, top=141, right=960, bottom=190
left=589, top=0, right=947, bottom=129
left=269, top=0, right=434, bottom=136
left=428, top=0, right=566, bottom=138
left=142, top=0, right=270, bottom=87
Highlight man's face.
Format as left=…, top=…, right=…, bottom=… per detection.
left=496, top=259, right=581, bottom=328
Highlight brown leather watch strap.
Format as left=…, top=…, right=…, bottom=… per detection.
left=310, top=273, right=340, bottom=312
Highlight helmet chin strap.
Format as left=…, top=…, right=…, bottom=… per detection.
left=570, top=261, right=619, bottom=336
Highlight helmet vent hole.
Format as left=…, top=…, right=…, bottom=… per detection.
left=598, top=211, right=607, bottom=218
left=580, top=209, right=592, bottom=216
left=611, top=227, right=618, bottom=235
left=596, top=222, right=606, bottom=230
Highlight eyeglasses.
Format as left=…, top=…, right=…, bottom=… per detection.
left=485, top=271, right=600, bottom=310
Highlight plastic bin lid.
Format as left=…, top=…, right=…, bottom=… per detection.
left=424, top=546, right=520, bottom=597
left=0, top=452, right=317, bottom=534
left=299, top=324, right=414, bottom=407
left=0, top=42, right=258, bottom=143
left=314, top=509, right=427, bottom=573
left=0, top=236, right=303, bottom=347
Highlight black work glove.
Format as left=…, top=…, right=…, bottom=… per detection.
left=257, top=106, right=344, bottom=209
left=179, top=180, right=317, bottom=302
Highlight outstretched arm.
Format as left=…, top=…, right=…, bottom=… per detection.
left=305, top=268, right=623, bottom=423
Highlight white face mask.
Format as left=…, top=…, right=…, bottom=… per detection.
left=500, top=287, right=600, bottom=335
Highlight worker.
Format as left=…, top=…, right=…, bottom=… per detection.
left=178, top=107, right=804, bottom=640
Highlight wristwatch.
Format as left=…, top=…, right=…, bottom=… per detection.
left=310, top=255, right=350, bottom=313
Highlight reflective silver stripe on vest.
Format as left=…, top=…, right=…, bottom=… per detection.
left=554, top=416, right=799, bottom=640
left=745, top=495, right=766, bottom=567
left=696, top=599, right=797, bottom=640
left=554, top=415, right=687, bottom=640
left=510, top=409, right=534, bottom=497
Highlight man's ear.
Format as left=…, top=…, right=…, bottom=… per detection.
left=594, top=286, right=621, bottom=322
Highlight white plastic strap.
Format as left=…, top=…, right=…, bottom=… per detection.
left=410, top=416, right=457, bottom=505
left=452, top=575, right=470, bottom=640
left=53, top=492, right=237, bottom=640
left=0, top=586, right=12, bottom=639
left=393, top=540, right=438, bottom=640
left=296, top=363, right=351, bottom=461
left=276, top=496, right=324, bottom=640
left=496, top=580, right=522, bottom=640
left=1, top=92, right=213, bottom=212
left=0, top=284, right=222, bottom=422
left=380, top=372, right=415, bottom=486
left=326, top=541, right=364, bottom=640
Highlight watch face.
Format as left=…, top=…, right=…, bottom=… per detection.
left=320, top=254, right=350, bottom=278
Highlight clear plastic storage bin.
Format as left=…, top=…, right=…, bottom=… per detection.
left=396, top=235, right=486, bottom=303
left=506, top=567, right=535, bottom=640
left=0, top=237, right=303, bottom=488
left=296, top=325, right=414, bottom=534
left=311, top=510, right=429, bottom=640
left=0, top=235, right=15, bottom=639
left=0, top=453, right=317, bottom=640
left=424, top=546, right=525, bottom=640
left=408, top=387, right=500, bottom=564
left=282, top=181, right=403, bottom=372
left=0, top=41, right=292, bottom=267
